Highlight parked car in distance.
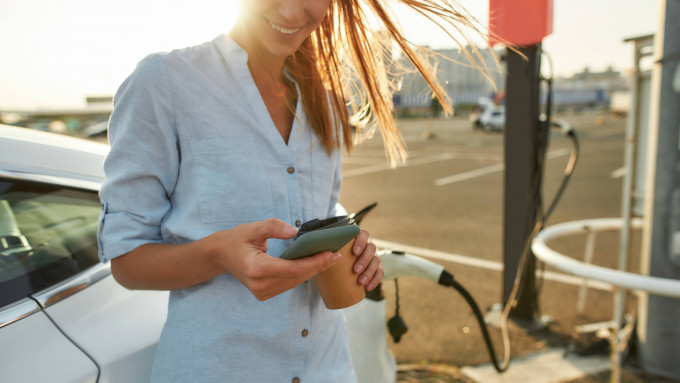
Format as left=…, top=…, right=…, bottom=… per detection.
left=0, top=124, right=168, bottom=383
left=472, top=97, right=505, bottom=132
left=479, top=105, right=505, bottom=132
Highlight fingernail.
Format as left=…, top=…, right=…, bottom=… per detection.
left=284, top=225, right=298, bottom=236
left=331, top=252, right=342, bottom=262
left=354, top=264, right=364, bottom=273
left=359, top=276, right=368, bottom=285
left=353, top=246, right=361, bottom=255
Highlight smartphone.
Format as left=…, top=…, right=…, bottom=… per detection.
left=280, top=224, right=360, bottom=260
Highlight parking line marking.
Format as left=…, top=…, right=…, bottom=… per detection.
left=343, top=152, right=454, bottom=178
left=434, top=163, right=505, bottom=186
left=343, top=152, right=500, bottom=178
left=434, top=148, right=571, bottom=187
left=374, top=238, right=614, bottom=291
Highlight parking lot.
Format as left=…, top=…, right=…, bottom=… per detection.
left=338, top=113, right=657, bottom=381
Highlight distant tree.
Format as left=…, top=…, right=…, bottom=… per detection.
left=430, top=97, right=443, bottom=117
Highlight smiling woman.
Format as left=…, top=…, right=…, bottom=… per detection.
left=0, top=0, right=240, bottom=110
left=95, top=1, right=496, bottom=382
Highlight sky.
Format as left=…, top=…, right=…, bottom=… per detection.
left=0, top=0, right=660, bottom=110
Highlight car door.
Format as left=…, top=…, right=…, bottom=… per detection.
left=0, top=176, right=167, bottom=382
left=0, top=177, right=103, bottom=382
left=0, top=299, right=99, bottom=383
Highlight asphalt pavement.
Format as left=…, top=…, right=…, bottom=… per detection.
left=340, top=112, right=678, bottom=383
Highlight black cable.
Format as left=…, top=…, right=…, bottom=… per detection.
left=531, top=75, right=552, bottom=300
left=438, top=270, right=506, bottom=373
left=542, top=128, right=579, bottom=224
left=535, top=126, right=580, bottom=297
left=394, top=278, right=401, bottom=316
left=424, top=49, right=578, bottom=374
left=388, top=278, right=409, bottom=343
left=450, top=60, right=580, bottom=372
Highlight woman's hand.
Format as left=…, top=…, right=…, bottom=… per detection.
left=211, top=218, right=341, bottom=301
left=350, top=229, right=383, bottom=291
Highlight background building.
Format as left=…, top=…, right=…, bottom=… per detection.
left=393, top=46, right=630, bottom=117
left=394, top=46, right=505, bottom=117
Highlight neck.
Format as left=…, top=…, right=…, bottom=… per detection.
left=229, top=22, right=285, bottom=79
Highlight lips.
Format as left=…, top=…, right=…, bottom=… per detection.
left=268, top=21, right=303, bottom=35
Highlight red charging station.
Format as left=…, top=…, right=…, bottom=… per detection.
left=489, top=0, right=553, bottom=46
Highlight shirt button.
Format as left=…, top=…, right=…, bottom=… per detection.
left=287, top=166, right=295, bottom=174
left=292, top=378, right=300, bottom=383
left=295, top=220, right=302, bottom=227
left=301, top=329, right=309, bottom=337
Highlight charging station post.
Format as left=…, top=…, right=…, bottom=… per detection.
left=502, top=44, right=546, bottom=328
left=489, top=0, right=553, bottom=329
left=637, top=0, right=680, bottom=378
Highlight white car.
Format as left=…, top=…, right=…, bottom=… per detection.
left=0, top=124, right=168, bottom=383
left=472, top=97, right=505, bottom=132
left=478, top=104, right=505, bottom=132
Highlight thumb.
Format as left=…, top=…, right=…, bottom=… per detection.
left=251, top=218, right=299, bottom=241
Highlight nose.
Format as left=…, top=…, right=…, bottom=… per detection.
left=278, top=0, right=305, bottom=21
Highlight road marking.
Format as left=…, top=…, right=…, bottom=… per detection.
left=343, top=152, right=501, bottom=178
left=374, top=238, right=614, bottom=292
left=610, top=167, right=626, bottom=179
left=434, top=148, right=572, bottom=186
left=434, top=163, right=505, bottom=186
left=343, top=152, right=454, bottom=177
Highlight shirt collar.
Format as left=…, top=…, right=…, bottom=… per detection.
left=212, top=34, right=248, bottom=66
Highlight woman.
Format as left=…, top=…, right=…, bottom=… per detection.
left=98, top=0, right=488, bottom=381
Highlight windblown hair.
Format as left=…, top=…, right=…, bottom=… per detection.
left=286, top=0, right=496, bottom=165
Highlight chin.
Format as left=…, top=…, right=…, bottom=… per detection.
left=265, top=40, right=305, bottom=58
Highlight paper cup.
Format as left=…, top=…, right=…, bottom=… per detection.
left=313, top=240, right=365, bottom=310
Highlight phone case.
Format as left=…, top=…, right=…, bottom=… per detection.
left=280, top=224, right=360, bottom=260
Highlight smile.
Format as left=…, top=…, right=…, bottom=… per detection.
left=268, top=22, right=303, bottom=35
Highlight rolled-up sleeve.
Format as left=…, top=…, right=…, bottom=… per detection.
left=98, top=54, right=179, bottom=262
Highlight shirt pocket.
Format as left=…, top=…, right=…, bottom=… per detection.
left=190, top=138, right=274, bottom=224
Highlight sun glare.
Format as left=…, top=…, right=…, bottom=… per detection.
left=0, top=0, right=241, bottom=109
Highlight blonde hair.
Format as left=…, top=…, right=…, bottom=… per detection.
left=286, top=0, right=494, bottom=165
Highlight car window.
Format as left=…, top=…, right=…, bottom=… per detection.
left=0, top=178, right=100, bottom=308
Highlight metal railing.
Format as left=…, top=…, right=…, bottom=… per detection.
left=531, top=217, right=680, bottom=383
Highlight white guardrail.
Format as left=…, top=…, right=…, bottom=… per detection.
left=531, top=218, right=680, bottom=298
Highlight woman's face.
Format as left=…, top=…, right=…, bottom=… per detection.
left=236, top=0, right=332, bottom=59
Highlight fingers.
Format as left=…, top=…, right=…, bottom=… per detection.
left=265, top=250, right=341, bottom=282
left=352, top=229, right=370, bottom=258
left=249, top=218, right=298, bottom=241
left=245, top=251, right=341, bottom=301
left=352, top=230, right=375, bottom=274
left=294, top=250, right=343, bottom=276
left=351, top=229, right=383, bottom=291
left=357, top=251, right=382, bottom=290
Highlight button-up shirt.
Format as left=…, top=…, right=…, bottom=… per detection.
left=98, top=35, right=356, bottom=383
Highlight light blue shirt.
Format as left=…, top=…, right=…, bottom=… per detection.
left=98, top=35, right=356, bottom=382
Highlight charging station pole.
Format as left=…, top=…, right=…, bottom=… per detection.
left=503, top=44, right=545, bottom=326
left=637, top=0, right=680, bottom=378
left=489, top=0, right=553, bottom=329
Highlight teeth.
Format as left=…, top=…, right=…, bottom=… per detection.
left=269, top=22, right=301, bottom=35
